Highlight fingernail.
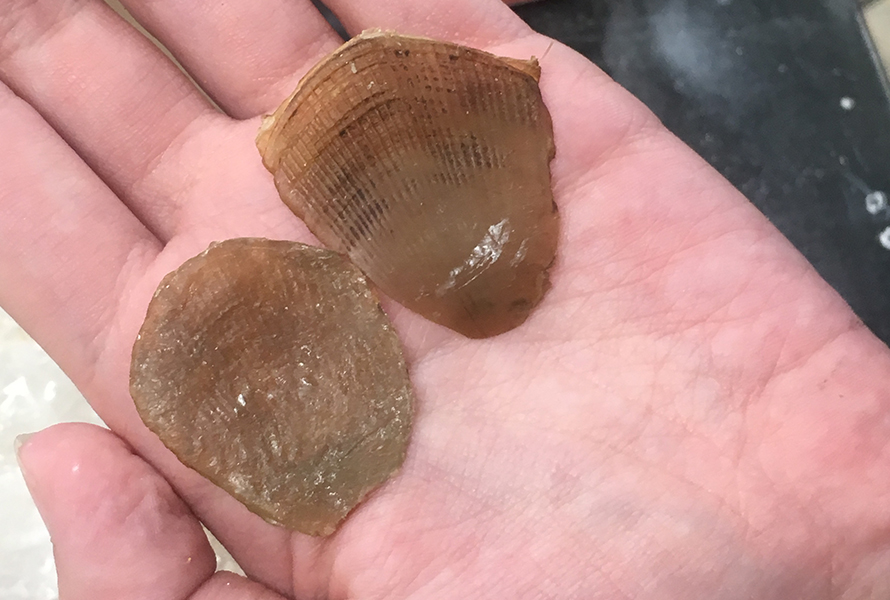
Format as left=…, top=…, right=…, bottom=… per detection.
left=14, top=432, right=35, bottom=471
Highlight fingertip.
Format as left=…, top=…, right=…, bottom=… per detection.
left=18, top=422, right=216, bottom=600
left=17, top=423, right=142, bottom=527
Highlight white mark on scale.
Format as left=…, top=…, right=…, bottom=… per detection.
left=437, top=219, right=511, bottom=295
left=840, top=96, right=856, bottom=111
left=228, top=473, right=250, bottom=494
left=511, top=239, right=529, bottom=267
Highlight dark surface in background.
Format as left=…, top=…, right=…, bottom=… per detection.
left=513, top=0, right=890, bottom=343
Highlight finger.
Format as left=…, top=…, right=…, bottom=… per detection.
left=0, top=81, right=159, bottom=382
left=324, top=0, right=531, bottom=45
left=0, top=78, right=302, bottom=595
left=0, top=0, right=221, bottom=239
left=112, top=0, right=344, bottom=119
left=16, top=423, right=216, bottom=600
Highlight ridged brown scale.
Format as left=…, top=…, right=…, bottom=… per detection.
left=257, top=31, right=558, bottom=338
left=130, top=238, right=414, bottom=536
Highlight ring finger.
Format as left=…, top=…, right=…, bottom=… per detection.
left=112, top=0, right=346, bottom=119
left=0, top=0, right=223, bottom=240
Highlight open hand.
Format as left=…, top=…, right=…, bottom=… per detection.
left=5, top=0, right=890, bottom=598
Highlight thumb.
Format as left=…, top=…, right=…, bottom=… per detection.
left=15, top=422, right=282, bottom=600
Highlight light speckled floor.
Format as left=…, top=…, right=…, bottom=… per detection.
left=3, top=2, right=890, bottom=597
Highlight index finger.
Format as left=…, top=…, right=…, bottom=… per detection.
left=0, top=81, right=159, bottom=380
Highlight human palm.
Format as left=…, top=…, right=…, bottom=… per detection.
left=4, top=0, right=890, bottom=598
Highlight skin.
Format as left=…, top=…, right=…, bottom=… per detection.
left=3, top=0, right=890, bottom=598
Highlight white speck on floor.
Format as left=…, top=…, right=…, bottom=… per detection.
left=866, top=191, right=888, bottom=215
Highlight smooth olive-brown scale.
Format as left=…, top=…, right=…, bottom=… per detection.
left=130, top=238, right=414, bottom=536
left=258, top=32, right=558, bottom=338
